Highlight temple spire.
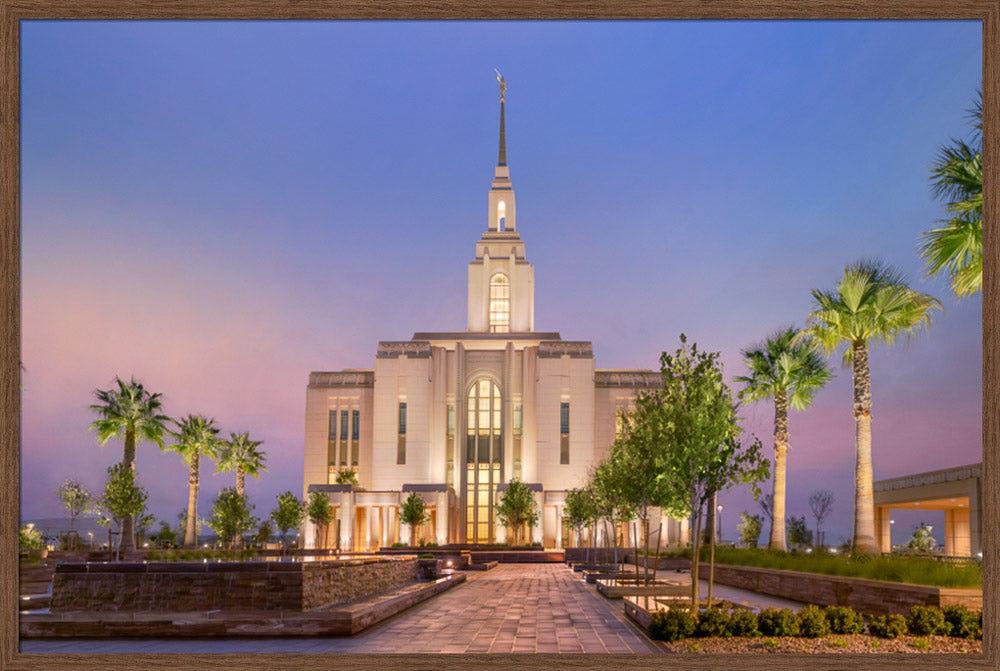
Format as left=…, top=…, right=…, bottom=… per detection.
left=495, top=68, right=506, bottom=166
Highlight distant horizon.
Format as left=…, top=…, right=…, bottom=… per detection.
left=20, top=20, right=982, bottom=549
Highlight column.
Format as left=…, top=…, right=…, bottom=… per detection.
left=340, top=490, right=354, bottom=552
left=555, top=506, right=563, bottom=549
left=436, top=491, right=449, bottom=545
left=875, top=506, right=891, bottom=553
left=387, top=505, right=398, bottom=546
left=531, top=490, right=544, bottom=545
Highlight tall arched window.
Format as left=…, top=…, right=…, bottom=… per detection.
left=489, top=274, right=510, bottom=333
left=466, top=379, right=502, bottom=543
left=497, top=201, right=506, bottom=231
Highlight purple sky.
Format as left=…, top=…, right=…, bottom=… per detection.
left=19, top=20, right=982, bottom=547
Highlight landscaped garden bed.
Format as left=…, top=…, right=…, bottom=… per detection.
left=628, top=600, right=982, bottom=655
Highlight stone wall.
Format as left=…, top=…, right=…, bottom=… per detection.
left=51, top=557, right=418, bottom=613
left=710, top=563, right=982, bottom=615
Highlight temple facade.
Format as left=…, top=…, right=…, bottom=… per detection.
left=301, top=78, right=685, bottom=550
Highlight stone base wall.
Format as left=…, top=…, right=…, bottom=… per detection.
left=710, top=563, right=981, bottom=615
left=51, top=557, right=418, bottom=613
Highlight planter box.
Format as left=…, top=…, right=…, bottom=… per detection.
left=709, top=563, right=981, bottom=615
left=595, top=578, right=688, bottom=599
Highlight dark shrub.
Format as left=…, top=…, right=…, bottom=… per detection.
left=694, top=608, right=731, bottom=638
left=824, top=606, right=864, bottom=635
left=868, top=614, right=907, bottom=639
left=648, top=607, right=697, bottom=642
left=728, top=609, right=760, bottom=637
left=942, top=605, right=981, bottom=639
left=758, top=608, right=799, bottom=637
left=797, top=605, right=830, bottom=638
left=906, top=605, right=950, bottom=636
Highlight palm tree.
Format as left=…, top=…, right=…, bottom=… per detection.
left=166, top=414, right=223, bottom=547
left=736, top=327, right=832, bottom=552
left=215, top=432, right=266, bottom=551
left=89, top=376, right=170, bottom=552
left=801, top=260, right=940, bottom=555
left=215, top=432, right=266, bottom=498
left=920, top=90, right=982, bottom=298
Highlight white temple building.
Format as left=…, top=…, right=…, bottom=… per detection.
left=302, top=77, right=685, bottom=550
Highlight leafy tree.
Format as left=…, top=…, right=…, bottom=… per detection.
left=920, top=90, right=983, bottom=298
left=646, top=335, right=769, bottom=607
left=19, top=523, right=44, bottom=550
left=802, top=260, right=940, bottom=555
left=135, top=512, right=156, bottom=547
left=563, top=485, right=599, bottom=561
left=786, top=515, right=812, bottom=549
left=270, top=491, right=305, bottom=555
left=89, top=376, right=170, bottom=551
left=97, top=463, right=148, bottom=554
left=306, top=491, right=334, bottom=549
left=736, top=327, right=832, bottom=551
left=399, top=491, right=429, bottom=546
left=907, top=523, right=938, bottom=553
left=215, top=431, right=267, bottom=498
left=208, top=488, right=257, bottom=550
left=592, top=455, right=635, bottom=565
left=254, top=520, right=273, bottom=546
left=55, top=479, right=92, bottom=549
left=166, top=414, right=224, bottom=547
left=334, top=469, right=359, bottom=486
left=808, top=489, right=834, bottom=548
left=150, top=521, right=177, bottom=548
left=737, top=512, right=763, bottom=547
left=496, top=478, right=539, bottom=546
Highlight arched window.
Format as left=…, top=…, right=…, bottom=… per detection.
left=489, top=274, right=510, bottom=333
left=497, top=201, right=506, bottom=231
left=466, top=378, right=502, bottom=543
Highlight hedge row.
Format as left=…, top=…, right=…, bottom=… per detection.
left=647, top=604, right=982, bottom=643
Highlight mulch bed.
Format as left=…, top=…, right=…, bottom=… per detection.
left=658, top=635, right=982, bottom=654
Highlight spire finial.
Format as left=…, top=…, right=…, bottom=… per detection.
left=494, top=68, right=506, bottom=166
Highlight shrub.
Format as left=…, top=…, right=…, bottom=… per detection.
left=648, top=607, right=697, bottom=642
left=797, top=605, right=830, bottom=638
left=728, top=609, right=760, bottom=637
left=417, top=553, right=435, bottom=559
left=758, top=608, right=799, bottom=637
left=911, top=637, right=930, bottom=650
left=868, top=614, right=907, bottom=639
left=391, top=542, right=407, bottom=548
left=694, top=608, right=731, bottom=638
left=824, top=606, right=864, bottom=635
left=942, top=605, right=981, bottom=639
left=19, top=523, right=44, bottom=550
left=906, top=605, right=950, bottom=636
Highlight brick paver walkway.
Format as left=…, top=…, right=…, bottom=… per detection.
left=21, top=563, right=663, bottom=654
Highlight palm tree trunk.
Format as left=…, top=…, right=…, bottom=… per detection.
left=234, top=468, right=246, bottom=551
left=769, top=389, right=789, bottom=551
left=184, top=451, right=200, bottom=547
left=120, top=426, right=138, bottom=553
left=851, top=341, right=878, bottom=555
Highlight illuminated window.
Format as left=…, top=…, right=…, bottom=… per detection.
left=560, top=402, right=570, bottom=464
left=397, top=402, right=407, bottom=464
left=466, top=379, right=502, bottom=543
left=489, top=274, right=510, bottom=333
left=497, top=201, right=506, bottom=231
left=351, top=409, right=360, bottom=466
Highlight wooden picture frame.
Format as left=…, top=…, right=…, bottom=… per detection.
left=2, top=2, right=997, bottom=670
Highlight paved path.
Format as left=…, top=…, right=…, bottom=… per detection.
left=22, top=563, right=663, bottom=655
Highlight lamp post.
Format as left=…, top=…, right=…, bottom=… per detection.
left=889, top=518, right=895, bottom=551
left=717, top=505, right=723, bottom=543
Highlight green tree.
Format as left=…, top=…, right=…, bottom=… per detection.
left=920, top=90, right=982, bottom=298
left=802, top=260, right=940, bottom=555
left=737, top=512, right=763, bottom=547
left=907, top=523, right=938, bottom=553
left=254, top=520, right=273, bottom=546
left=592, top=456, right=635, bottom=565
left=648, top=335, right=769, bottom=607
left=97, top=463, right=149, bottom=555
left=306, top=491, right=334, bottom=549
left=166, top=414, right=224, bottom=547
left=150, top=521, right=177, bottom=548
left=334, top=469, right=359, bottom=486
left=786, top=515, right=812, bottom=549
left=55, top=479, right=93, bottom=549
left=736, top=327, right=832, bottom=551
left=215, top=432, right=267, bottom=498
left=270, top=491, right=305, bottom=556
left=88, top=376, right=170, bottom=551
left=208, top=488, right=257, bottom=550
left=563, top=485, right=599, bottom=561
left=399, top=491, right=429, bottom=546
left=496, top=478, right=539, bottom=546
left=19, top=523, right=44, bottom=551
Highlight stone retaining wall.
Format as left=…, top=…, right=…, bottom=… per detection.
left=710, top=563, right=982, bottom=615
left=51, top=557, right=418, bottom=612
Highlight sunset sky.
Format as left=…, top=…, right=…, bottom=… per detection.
left=19, top=20, right=982, bottom=547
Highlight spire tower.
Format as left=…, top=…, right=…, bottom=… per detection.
left=496, top=68, right=507, bottom=166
